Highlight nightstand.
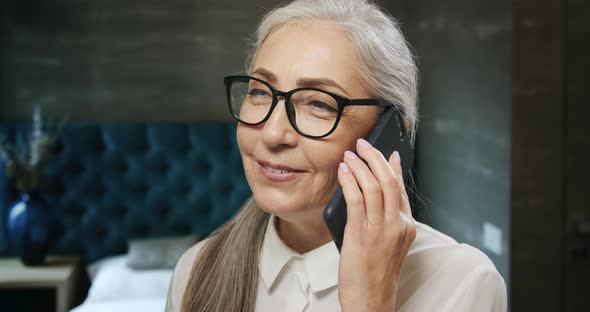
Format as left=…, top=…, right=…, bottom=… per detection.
left=0, top=255, right=80, bottom=312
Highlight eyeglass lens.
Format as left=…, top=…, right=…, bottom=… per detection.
left=229, top=77, right=340, bottom=137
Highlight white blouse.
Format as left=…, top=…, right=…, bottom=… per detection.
left=166, top=214, right=507, bottom=312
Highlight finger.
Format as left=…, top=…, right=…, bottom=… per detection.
left=355, top=139, right=401, bottom=225
left=388, top=151, right=413, bottom=221
left=337, top=162, right=365, bottom=228
left=343, top=150, right=383, bottom=225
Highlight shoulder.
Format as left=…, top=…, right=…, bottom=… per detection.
left=166, top=237, right=211, bottom=312
left=408, top=221, right=496, bottom=268
left=396, top=221, right=507, bottom=311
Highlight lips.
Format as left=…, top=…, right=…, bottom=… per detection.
left=256, top=159, right=305, bottom=182
left=264, top=165, right=290, bottom=174
left=257, top=160, right=303, bottom=173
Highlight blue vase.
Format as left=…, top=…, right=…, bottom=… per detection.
left=7, top=192, right=55, bottom=266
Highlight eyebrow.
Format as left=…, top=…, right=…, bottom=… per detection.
left=252, top=68, right=278, bottom=83
left=251, top=67, right=350, bottom=97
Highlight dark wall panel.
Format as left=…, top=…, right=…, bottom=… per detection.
left=387, top=0, right=512, bottom=291
left=1, top=0, right=283, bottom=121
left=565, top=0, right=590, bottom=310
left=512, top=0, right=564, bottom=311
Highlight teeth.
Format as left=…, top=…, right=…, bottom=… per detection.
left=265, top=165, right=290, bottom=174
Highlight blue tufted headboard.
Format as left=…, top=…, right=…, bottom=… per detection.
left=0, top=122, right=250, bottom=262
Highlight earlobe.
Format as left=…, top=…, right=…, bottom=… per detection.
left=404, top=119, right=411, bottom=133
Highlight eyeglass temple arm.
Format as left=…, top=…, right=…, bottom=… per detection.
left=346, top=99, right=388, bottom=107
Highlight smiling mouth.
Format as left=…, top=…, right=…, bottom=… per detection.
left=257, top=159, right=303, bottom=173
left=255, top=159, right=305, bottom=181
left=264, top=165, right=292, bottom=174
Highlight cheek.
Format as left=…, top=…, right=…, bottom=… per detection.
left=305, top=116, right=373, bottom=175
left=305, top=132, right=357, bottom=175
left=301, top=134, right=357, bottom=207
left=237, top=125, right=259, bottom=190
left=236, top=124, right=255, bottom=154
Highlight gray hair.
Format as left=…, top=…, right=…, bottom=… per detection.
left=247, top=0, right=420, bottom=145
left=181, top=1, right=419, bottom=311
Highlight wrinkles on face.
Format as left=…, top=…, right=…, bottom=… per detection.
left=252, top=22, right=363, bottom=98
left=237, top=21, right=379, bottom=227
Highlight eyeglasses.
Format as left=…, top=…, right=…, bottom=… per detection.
left=224, top=75, right=387, bottom=138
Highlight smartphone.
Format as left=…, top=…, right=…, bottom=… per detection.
left=323, top=105, right=414, bottom=252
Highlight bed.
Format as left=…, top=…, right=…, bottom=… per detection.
left=0, top=122, right=250, bottom=311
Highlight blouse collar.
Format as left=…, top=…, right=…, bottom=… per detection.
left=258, top=214, right=340, bottom=293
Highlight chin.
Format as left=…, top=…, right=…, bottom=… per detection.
left=252, top=186, right=305, bottom=216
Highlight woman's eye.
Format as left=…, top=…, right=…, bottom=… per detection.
left=248, top=88, right=269, bottom=97
left=308, top=101, right=338, bottom=113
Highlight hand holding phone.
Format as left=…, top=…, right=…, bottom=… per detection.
left=323, top=105, right=414, bottom=252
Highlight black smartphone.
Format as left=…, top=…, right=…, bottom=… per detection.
left=323, top=105, right=414, bottom=252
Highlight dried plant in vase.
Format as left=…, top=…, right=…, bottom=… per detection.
left=1, top=106, right=63, bottom=265
left=0, top=106, right=61, bottom=193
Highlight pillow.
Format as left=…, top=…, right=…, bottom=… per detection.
left=126, top=234, right=199, bottom=269
left=87, top=254, right=126, bottom=281
left=85, top=255, right=173, bottom=303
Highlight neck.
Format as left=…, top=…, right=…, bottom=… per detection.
left=276, top=213, right=333, bottom=254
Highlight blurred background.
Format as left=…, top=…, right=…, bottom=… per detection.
left=0, top=0, right=588, bottom=311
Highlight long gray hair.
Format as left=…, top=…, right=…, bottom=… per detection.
left=181, top=1, right=419, bottom=311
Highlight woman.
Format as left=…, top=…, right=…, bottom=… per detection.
left=167, top=0, right=507, bottom=311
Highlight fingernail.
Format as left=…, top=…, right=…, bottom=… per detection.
left=344, top=150, right=357, bottom=159
left=393, top=151, right=401, bottom=164
left=357, top=138, right=371, bottom=148
left=339, top=162, right=350, bottom=173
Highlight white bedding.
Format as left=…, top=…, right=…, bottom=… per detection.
left=70, top=255, right=173, bottom=312
left=70, top=298, right=167, bottom=312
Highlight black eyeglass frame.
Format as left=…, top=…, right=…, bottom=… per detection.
left=224, top=75, right=390, bottom=138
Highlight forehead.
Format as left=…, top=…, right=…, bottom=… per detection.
left=252, top=21, right=368, bottom=97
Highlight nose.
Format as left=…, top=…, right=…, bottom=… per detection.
left=260, top=98, right=299, bottom=149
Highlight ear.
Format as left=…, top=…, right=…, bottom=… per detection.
left=404, top=119, right=411, bottom=133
